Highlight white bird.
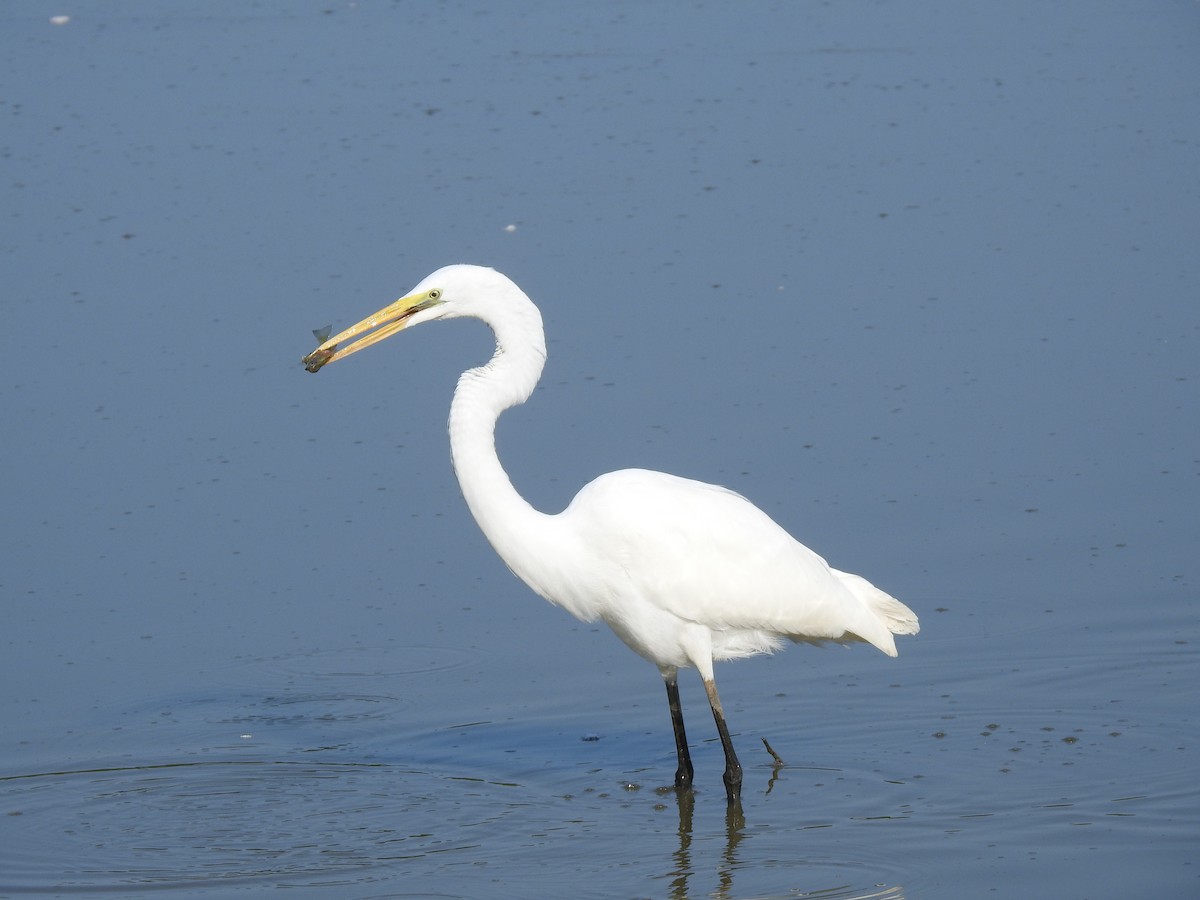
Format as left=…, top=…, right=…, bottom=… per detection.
left=302, top=265, right=919, bottom=802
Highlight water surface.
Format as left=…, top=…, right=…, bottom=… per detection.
left=2, top=2, right=1196, bottom=897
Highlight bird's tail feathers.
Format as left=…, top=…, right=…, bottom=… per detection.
left=833, top=571, right=921, bottom=655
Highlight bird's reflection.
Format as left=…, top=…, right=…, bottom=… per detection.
left=659, top=765, right=903, bottom=900
left=667, top=787, right=693, bottom=899
left=664, top=786, right=747, bottom=900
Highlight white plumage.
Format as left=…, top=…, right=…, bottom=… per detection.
left=303, top=264, right=919, bottom=803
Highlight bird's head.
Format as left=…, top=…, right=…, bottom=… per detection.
left=302, top=264, right=518, bottom=373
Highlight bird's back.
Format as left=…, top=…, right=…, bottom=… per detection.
left=555, top=469, right=917, bottom=662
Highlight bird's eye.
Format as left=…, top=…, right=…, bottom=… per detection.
left=428, top=289, right=442, bottom=300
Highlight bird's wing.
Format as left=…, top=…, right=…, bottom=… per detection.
left=564, top=469, right=899, bottom=651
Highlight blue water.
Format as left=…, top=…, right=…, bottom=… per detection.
left=2, top=2, right=1196, bottom=897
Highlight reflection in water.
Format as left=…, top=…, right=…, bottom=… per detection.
left=665, top=787, right=748, bottom=900
left=762, top=737, right=787, bottom=796
left=715, top=798, right=748, bottom=899
left=668, top=788, right=694, bottom=898
left=662, top=783, right=904, bottom=900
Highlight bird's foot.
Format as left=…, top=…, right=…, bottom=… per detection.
left=722, top=764, right=743, bottom=804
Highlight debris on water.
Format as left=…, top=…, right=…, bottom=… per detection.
left=761, top=736, right=785, bottom=765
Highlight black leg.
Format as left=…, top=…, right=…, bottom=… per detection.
left=663, top=671, right=694, bottom=789
left=703, top=677, right=743, bottom=802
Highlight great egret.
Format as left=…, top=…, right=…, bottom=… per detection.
left=302, top=265, right=919, bottom=802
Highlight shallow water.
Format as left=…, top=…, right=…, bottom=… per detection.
left=3, top=2, right=1197, bottom=897
left=3, top=600, right=1194, bottom=897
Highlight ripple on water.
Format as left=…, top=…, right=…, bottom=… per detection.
left=0, top=747, right=928, bottom=899
left=0, top=758, right=520, bottom=895
left=261, top=644, right=479, bottom=679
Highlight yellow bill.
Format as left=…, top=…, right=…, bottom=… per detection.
left=302, top=289, right=444, bottom=373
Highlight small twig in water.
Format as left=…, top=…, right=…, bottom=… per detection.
left=761, top=737, right=785, bottom=766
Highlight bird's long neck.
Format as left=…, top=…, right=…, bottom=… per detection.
left=447, top=298, right=563, bottom=597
